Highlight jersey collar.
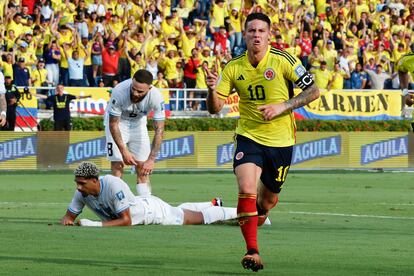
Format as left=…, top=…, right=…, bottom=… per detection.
left=244, top=45, right=270, bottom=70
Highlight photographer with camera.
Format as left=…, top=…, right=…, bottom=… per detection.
left=183, top=48, right=201, bottom=110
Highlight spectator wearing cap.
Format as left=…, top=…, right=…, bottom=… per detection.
left=31, top=58, right=50, bottom=88
left=13, top=57, right=31, bottom=87
left=158, top=48, right=180, bottom=88
left=62, top=42, right=89, bottom=87
left=0, top=76, right=21, bottom=131
left=43, top=39, right=61, bottom=86
left=322, top=38, right=337, bottom=71
left=98, top=34, right=123, bottom=87
left=179, top=22, right=206, bottom=58
left=200, top=46, right=215, bottom=69
left=17, top=41, right=36, bottom=67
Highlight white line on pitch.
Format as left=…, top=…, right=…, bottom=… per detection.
left=274, top=211, right=414, bottom=220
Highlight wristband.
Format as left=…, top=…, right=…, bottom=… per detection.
left=0, top=111, right=6, bottom=117
left=79, top=218, right=103, bottom=227
left=402, top=89, right=409, bottom=96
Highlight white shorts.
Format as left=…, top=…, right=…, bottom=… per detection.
left=132, top=195, right=184, bottom=225
left=105, top=120, right=150, bottom=162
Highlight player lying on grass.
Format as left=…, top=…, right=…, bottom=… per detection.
left=60, top=162, right=238, bottom=227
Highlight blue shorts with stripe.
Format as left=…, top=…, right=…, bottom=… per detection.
left=233, top=135, right=293, bottom=193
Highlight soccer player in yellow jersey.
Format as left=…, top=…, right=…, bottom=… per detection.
left=398, top=43, right=414, bottom=131
left=205, top=13, right=320, bottom=272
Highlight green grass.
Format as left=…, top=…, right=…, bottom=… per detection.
left=0, top=172, right=413, bottom=275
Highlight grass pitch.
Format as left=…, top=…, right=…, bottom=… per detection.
left=0, top=171, right=413, bottom=275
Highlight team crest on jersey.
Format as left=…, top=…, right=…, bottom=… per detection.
left=235, top=151, right=244, bottom=160
left=116, top=191, right=125, bottom=201
left=264, top=68, right=275, bottom=80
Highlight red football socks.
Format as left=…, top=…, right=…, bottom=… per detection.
left=237, top=193, right=259, bottom=253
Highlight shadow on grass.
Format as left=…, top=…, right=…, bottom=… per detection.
left=0, top=255, right=246, bottom=275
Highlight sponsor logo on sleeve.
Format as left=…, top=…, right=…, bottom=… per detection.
left=116, top=191, right=125, bottom=201
left=294, top=65, right=306, bottom=77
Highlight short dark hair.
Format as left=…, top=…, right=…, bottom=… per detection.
left=74, top=162, right=99, bottom=179
left=133, top=69, right=153, bottom=85
left=245, top=13, right=271, bottom=30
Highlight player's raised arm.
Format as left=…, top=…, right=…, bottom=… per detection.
left=205, top=67, right=226, bottom=114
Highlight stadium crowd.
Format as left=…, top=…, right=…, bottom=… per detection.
left=0, top=0, right=413, bottom=109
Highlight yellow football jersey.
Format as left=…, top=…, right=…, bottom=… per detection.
left=216, top=46, right=311, bottom=147
left=397, top=52, right=414, bottom=79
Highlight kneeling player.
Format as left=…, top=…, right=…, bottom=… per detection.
left=60, top=162, right=237, bottom=227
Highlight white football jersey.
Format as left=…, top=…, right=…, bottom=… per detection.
left=0, top=72, right=5, bottom=94
left=67, top=175, right=184, bottom=225
left=105, top=78, right=165, bottom=125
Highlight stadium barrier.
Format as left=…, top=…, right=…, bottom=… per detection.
left=15, top=87, right=406, bottom=132
left=0, top=131, right=413, bottom=170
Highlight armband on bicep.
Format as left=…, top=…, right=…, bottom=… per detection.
left=295, top=71, right=315, bottom=90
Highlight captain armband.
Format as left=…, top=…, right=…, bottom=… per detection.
left=295, top=71, right=314, bottom=90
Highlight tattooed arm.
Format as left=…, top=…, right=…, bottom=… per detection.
left=140, top=120, right=165, bottom=175
left=258, top=83, right=320, bottom=121
left=0, top=93, right=6, bottom=127
left=149, top=120, right=165, bottom=160
left=284, top=83, right=320, bottom=111
left=109, top=115, right=138, bottom=165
